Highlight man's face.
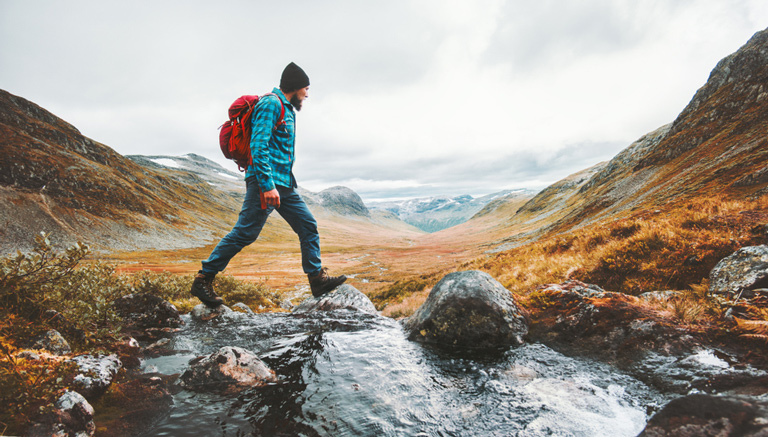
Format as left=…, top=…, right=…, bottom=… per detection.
left=290, top=86, right=309, bottom=111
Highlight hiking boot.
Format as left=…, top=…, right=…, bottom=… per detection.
left=308, top=268, right=347, bottom=298
left=190, top=271, right=224, bottom=308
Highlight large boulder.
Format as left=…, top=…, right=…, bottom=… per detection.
left=639, top=394, right=768, bottom=436
left=293, top=284, right=377, bottom=314
left=401, top=271, right=530, bottom=350
left=709, top=245, right=768, bottom=296
left=179, top=346, right=276, bottom=392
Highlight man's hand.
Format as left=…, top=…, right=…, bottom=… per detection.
left=263, top=189, right=280, bottom=208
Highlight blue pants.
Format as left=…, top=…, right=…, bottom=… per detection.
left=201, top=178, right=322, bottom=276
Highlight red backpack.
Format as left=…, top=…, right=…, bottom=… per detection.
left=219, top=93, right=285, bottom=172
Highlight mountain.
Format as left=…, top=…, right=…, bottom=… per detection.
left=0, top=89, right=245, bottom=253
left=0, top=90, right=419, bottom=253
left=126, top=154, right=244, bottom=196
left=368, top=190, right=534, bottom=232
left=475, top=27, right=768, bottom=252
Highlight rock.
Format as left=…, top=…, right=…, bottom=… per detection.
left=190, top=303, right=234, bottom=321
left=638, top=290, right=683, bottom=302
left=27, top=329, right=71, bottom=355
left=113, top=337, right=142, bottom=368
left=293, top=284, right=377, bottom=314
left=401, top=271, right=530, bottom=350
left=144, top=338, right=174, bottom=357
left=639, top=394, right=768, bottom=436
left=232, top=302, right=254, bottom=314
left=112, top=293, right=183, bottom=340
left=68, top=354, right=122, bottom=399
left=88, top=374, right=174, bottom=436
left=27, top=390, right=96, bottom=436
left=179, top=346, right=277, bottom=392
left=525, top=280, right=696, bottom=362
left=709, top=245, right=768, bottom=296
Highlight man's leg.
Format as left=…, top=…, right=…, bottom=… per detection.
left=275, top=186, right=345, bottom=297
left=202, top=177, right=272, bottom=274
left=193, top=177, right=271, bottom=307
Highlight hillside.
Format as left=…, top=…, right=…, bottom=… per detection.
left=0, top=90, right=245, bottom=253
left=520, top=28, right=768, bottom=237
left=0, top=92, right=420, bottom=255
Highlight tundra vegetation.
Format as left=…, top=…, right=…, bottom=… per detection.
left=0, top=233, right=280, bottom=435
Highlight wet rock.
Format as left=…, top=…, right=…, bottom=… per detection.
left=27, top=390, right=96, bottom=436
left=709, top=245, right=768, bottom=296
left=144, top=338, right=174, bottom=357
left=179, top=346, right=277, bottom=392
left=27, top=329, right=71, bottom=355
left=90, top=373, right=175, bottom=436
left=113, top=293, right=183, bottom=340
left=639, top=394, right=768, bottom=436
left=68, top=354, right=122, bottom=399
left=113, top=337, right=142, bottom=368
left=526, top=280, right=695, bottom=362
left=293, top=284, right=377, bottom=314
left=401, top=270, right=530, bottom=350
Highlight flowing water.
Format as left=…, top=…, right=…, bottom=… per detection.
left=141, top=309, right=669, bottom=436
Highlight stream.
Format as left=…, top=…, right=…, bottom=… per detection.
left=137, top=307, right=677, bottom=436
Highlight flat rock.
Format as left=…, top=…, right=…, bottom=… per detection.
left=68, top=354, right=122, bottom=399
left=709, top=245, right=768, bottom=296
left=401, top=270, right=530, bottom=350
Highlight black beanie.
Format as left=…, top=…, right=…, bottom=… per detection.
left=280, top=62, right=310, bottom=92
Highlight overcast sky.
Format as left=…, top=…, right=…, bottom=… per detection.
left=2, top=1, right=767, bottom=201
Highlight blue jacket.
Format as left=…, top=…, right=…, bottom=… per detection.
left=246, top=88, right=297, bottom=191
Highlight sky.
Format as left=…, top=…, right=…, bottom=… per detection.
left=1, top=1, right=767, bottom=202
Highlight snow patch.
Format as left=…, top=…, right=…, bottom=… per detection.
left=150, top=158, right=183, bottom=169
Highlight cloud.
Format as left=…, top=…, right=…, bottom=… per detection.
left=2, top=0, right=768, bottom=201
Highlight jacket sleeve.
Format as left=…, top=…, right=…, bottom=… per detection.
left=250, top=95, right=282, bottom=192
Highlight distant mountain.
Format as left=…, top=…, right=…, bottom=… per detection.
left=126, top=154, right=244, bottom=195
left=368, top=190, right=535, bottom=232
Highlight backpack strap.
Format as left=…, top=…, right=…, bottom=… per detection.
left=264, top=93, right=286, bottom=129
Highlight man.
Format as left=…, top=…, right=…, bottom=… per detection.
left=191, top=62, right=346, bottom=308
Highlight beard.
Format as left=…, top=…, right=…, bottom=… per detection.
left=290, top=95, right=303, bottom=111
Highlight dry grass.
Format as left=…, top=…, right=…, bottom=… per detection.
left=469, top=196, right=767, bottom=300
left=381, top=288, right=432, bottom=319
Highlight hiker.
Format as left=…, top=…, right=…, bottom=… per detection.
left=191, top=62, right=346, bottom=308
